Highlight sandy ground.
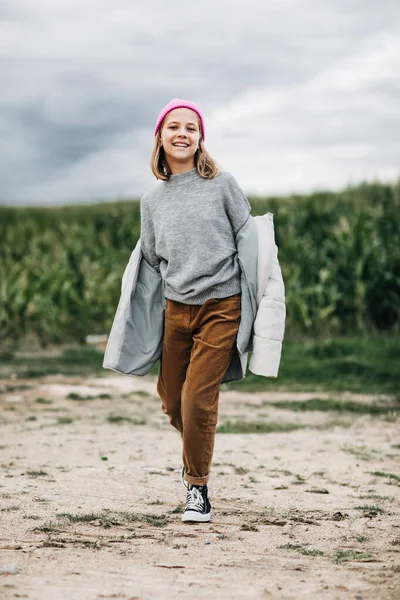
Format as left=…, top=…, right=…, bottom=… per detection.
left=0, top=373, right=399, bottom=600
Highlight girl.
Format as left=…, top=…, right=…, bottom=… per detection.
left=103, top=98, right=286, bottom=523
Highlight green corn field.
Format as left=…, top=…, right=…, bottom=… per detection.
left=1, top=180, right=399, bottom=345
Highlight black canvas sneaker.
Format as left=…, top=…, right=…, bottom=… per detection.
left=182, top=483, right=212, bottom=523
left=181, top=468, right=212, bottom=523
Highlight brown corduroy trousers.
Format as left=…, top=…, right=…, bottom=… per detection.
left=157, top=294, right=241, bottom=486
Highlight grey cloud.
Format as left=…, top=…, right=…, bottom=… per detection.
left=0, top=0, right=399, bottom=204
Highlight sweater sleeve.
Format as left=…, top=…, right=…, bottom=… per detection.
left=223, top=172, right=252, bottom=234
left=140, top=195, right=160, bottom=267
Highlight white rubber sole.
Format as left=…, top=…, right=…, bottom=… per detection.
left=182, top=509, right=212, bottom=523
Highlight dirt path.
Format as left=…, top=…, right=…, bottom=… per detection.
left=0, top=373, right=399, bottom=599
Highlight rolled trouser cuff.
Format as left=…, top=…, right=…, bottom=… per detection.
left=184, top=473, right=210, bottom=486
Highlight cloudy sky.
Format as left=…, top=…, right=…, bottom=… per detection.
left=1, top=0, right=399, bottom=205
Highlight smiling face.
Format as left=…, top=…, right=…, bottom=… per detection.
left=160, top=108, right=201, bottom=173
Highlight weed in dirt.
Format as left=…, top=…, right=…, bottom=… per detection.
left=341, top=445, right=379, bottom=461
left=67, top=392, right=111, bottom=400
left=279, top=543, right=324, bottom=556
left=234, top=466, right=249, bottom=475
left=369, top=470, right=400, bottom=484
left=354, top=504, right=385, bottom=514
left=40, top=538, right=66, bottom=549
left=57, top=417, right=74, bottom=424
left=56, top=511, right=116, bottom=527
left=270, top=468, right=293, bottom=476
left=25, top=470, right=48, bottom=478
left=274, top=485, right=288, bottom=490
left=1, top=383, right=32, bottom=393
left=358, top=493, right=392, bottom=501
left=35, top=397, right=53, bottom=404
left=268, top=397, right=398, bottom=416
left=333, top=549, right=372, bottom=564
left=33, top=497, right=50, bottom=503
left=353, top=535, right=369, bottom=543
left=33, top=521, right=61, bottom=533
left=26, top=416, right=37, bottom=421
left=56, top=510, right=169, bottom=528
left=1, top=347, right=105, bottom=378
left=293, top=474, right=307, bottom=484
left=134, top=390, right=151, bottom=397
left=107, top=414, right=146, bottom=425
left=67, top=392, right=85, bottom=400
left=169, top=505, right=184, bottom=515
left=1, top=505, right=20, bottom=511
left=144, top=514, right=169, bottom=527
left=241, top=524, right=259, bottom=532
left=149, top=500, right=165, bottom=506
left=305, top=488, right=329, bottom=494
left=217, top=421, right=302, bottom=434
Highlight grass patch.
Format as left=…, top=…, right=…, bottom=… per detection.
left=33, top=521, right=60, bottom=533
left=279, top=543, right=324, bottom=556
left=35, top=397, right=53, bottom=404
left=268, top=398, right=397, bottom=416
left=224, top=335, right=400, bottom=394
left=57, top=417, right=74, bottom=424
left=333, top=549, right=373, bottom=564
left=0, top=383, right=33, bottom=393
left=106, top=414, right=146, bottom=425
left=67, top=392, right=111, bottom=400
left=168, top=505, right=184, bottom=515
left=357, top=493, right=391, bottom=501
left=2, top=335, right=399, bottom=394
left=369, top=471, right=400, bottom=484
left=56, top=510, right=169, bottom=528
left=234, top=466, right=249, bottom=475
left=25, top=470, right=48, bottom=478
left=354, top=504, right=385, bottom=514
left=241, top=524, right=259, bottom=532
left=1, top=347, right=105, bottom=378
left=217, top=421, right=303, bottom=434
left=293, top=474, right=307, bottom=484
left=341, top=445, right=378, bottom=461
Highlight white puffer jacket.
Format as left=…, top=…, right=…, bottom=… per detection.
left=249, top=214, right=286, bottom=378
left=104, top=212, right=285, bottom=382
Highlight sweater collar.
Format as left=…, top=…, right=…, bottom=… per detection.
left=165, top=168, right=200, bottom=187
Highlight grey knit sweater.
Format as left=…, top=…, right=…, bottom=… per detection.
left=139, top=168, right=251, bottom=305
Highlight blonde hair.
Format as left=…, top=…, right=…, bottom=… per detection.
left=150, top=127, right=221, bottom=180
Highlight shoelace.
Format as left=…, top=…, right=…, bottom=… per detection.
left=185, top=487, right=204, bottom=511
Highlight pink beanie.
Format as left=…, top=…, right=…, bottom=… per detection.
left=154, top=98, right=205, bottom=141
